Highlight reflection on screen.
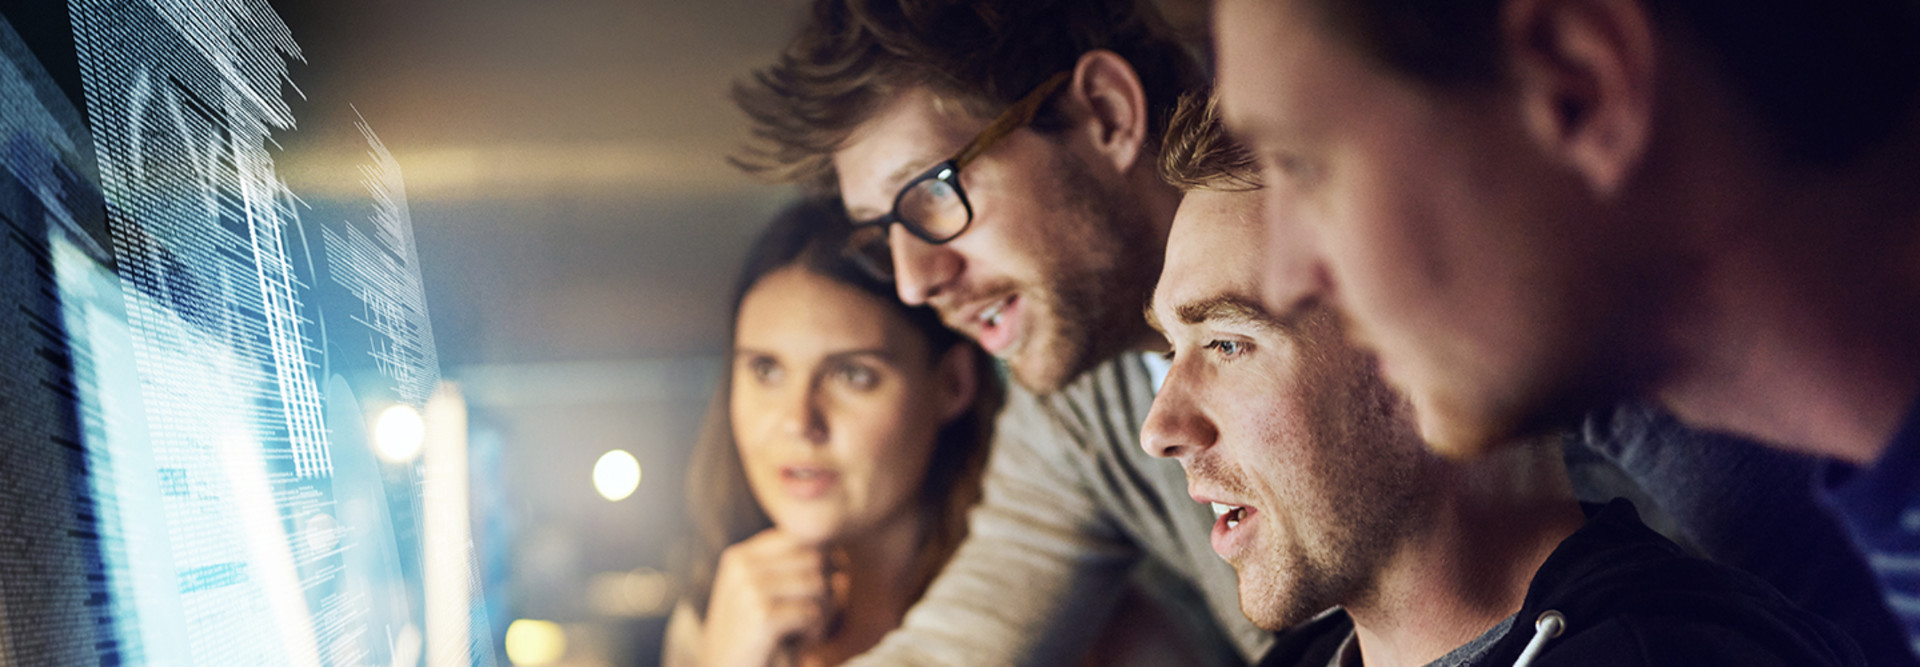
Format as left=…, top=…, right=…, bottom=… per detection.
left=0, top=0, right=491, bottom=664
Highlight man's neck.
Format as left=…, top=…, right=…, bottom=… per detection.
left=1344, top=446, right=1586, bottom=667
left=1654, top=119, right=1920, bottom=464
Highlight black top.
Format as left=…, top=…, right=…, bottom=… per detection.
left=1480, top=499, right=1864, bottom=666
left=1259, top=500, right=1865, bottom=666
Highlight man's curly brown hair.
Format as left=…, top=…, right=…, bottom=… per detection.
left=732, top=0, right=1202, bottom=193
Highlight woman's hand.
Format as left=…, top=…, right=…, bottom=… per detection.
left=701, top=529, right=846, bottom=667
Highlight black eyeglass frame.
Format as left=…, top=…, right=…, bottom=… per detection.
left=880, top=161, right=976, bottom=245
left=846, top=71, right=1074, bottom=253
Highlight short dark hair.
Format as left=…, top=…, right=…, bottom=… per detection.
left=681, top=197, right=1004, bottom=617
left=733, top=0, right=1202, bottom=191
left=1160, top=90, right=1261, bottom=192
left=1308, top=0, right=1920, bottom=166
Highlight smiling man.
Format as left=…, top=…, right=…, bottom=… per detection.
left=735, top=1, right=1263, bottom=663
left=1144, top=93, right=1863, bottom=666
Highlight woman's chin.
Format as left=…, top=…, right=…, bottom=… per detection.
left=774, top=515, right=846, bottom=546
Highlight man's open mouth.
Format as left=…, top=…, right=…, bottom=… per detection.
left=1212, top=502, right=1249, bottom=529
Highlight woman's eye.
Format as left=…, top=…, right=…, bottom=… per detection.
left=1205, top=339, right=1248, bottom=359
left=747, top=357, right=781, bottom=383
left=834, top=363, right=879, bottom=390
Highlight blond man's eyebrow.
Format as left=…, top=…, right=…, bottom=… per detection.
left=1173, top=294, right=1293, bottom=334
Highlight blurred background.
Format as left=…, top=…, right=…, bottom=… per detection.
left=267, top=1, right=1202, bottom=663
left=0, top=1, right=1205, bottom=665
left=273, top=0, right=806, bottom=664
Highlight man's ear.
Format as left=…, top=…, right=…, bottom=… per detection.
left=1065, top=49, right=1150, bottom=174
left=1504, top=0, right=1655, bottom=196
left=933, top=345, right=979, bottom=423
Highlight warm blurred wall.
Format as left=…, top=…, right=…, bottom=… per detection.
left=268, top=0, right=806, bottom=664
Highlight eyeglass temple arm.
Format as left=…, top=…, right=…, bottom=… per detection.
left=951, top=72, right=1073, bottom=168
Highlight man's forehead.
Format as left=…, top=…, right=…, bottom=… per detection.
left=1212, top=0, right=1308, bottom=141
left=1152, top=237, right=1272, bottom=328
left=833, top=88, right=985, bottom=220
left=1156, top=196, right=1273, bottom=329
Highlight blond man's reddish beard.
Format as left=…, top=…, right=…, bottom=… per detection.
left=1001, top=150, right=1167, bottom=392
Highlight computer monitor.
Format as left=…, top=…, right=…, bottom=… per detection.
left=0, top=2, right=491, bottom=664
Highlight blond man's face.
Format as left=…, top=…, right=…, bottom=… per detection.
left=1142, top=188, right=1432, bottom=630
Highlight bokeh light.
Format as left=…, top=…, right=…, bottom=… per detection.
left=373, top=405, right=424, bottom=462
left=503, top=619, right=566, bottom=666
left=587, top=567, right=675, bottom=617
left=592, top=449, right=641, bottom=502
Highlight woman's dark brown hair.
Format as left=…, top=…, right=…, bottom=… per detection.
left=681, top=197, right=1003, bottom=615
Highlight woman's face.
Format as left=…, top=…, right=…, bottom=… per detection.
left=731, top=266, right=968, bottom=546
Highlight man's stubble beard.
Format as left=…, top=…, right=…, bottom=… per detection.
left=1246, top=322, right=1437, bottom=631
left=1189, top=453, right=1355, bottom=632
left=1008, top=149, right=1165, bottom=393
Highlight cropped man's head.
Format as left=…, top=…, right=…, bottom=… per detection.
left=1142, top=91, right=1436, bottom=630
left=736, top=0, right=1202, bottom=391
left=1211, top=0, right=1920, bottom=456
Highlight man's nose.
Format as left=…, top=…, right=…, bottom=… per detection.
left=1140, top=366, right=1217, bottom=460
left=1260, top=191, right=1335, bottom=318
left=890, top=228, right=962, bottom=306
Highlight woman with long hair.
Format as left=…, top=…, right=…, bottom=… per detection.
left=663, top=198, right=1003, bottom=667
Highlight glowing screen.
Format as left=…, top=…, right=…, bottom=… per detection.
left=0, top=0, right=491, bottom=664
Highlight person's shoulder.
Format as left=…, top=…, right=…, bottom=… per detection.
left=1516, top=613, right=1860, bottom=667
left=1820, top=392, right=1920, bottom=548
left=1032, top=354, right=1156, bottom=418
left=979, top=358, right=1160, bottom=487
left=1482, top=500, right=1866, bottom=666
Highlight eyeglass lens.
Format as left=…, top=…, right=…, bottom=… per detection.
left=850, top=169, right=969, bottom=281
left=897, top=172, right=970, bottom=242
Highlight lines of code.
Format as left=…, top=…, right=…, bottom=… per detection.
left=71, top=0, right=340, bottom=660
left=0, top=14, right=123, bottom=664
left=0, top=0, right=489, bottom=664
left=323, top=113, right=440, bottom=407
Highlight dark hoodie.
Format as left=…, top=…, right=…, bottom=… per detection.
left=1261, top=499, right=1864, bottom=666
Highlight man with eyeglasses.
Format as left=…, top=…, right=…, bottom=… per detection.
left=735, top=1, right=1258, bottom=663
